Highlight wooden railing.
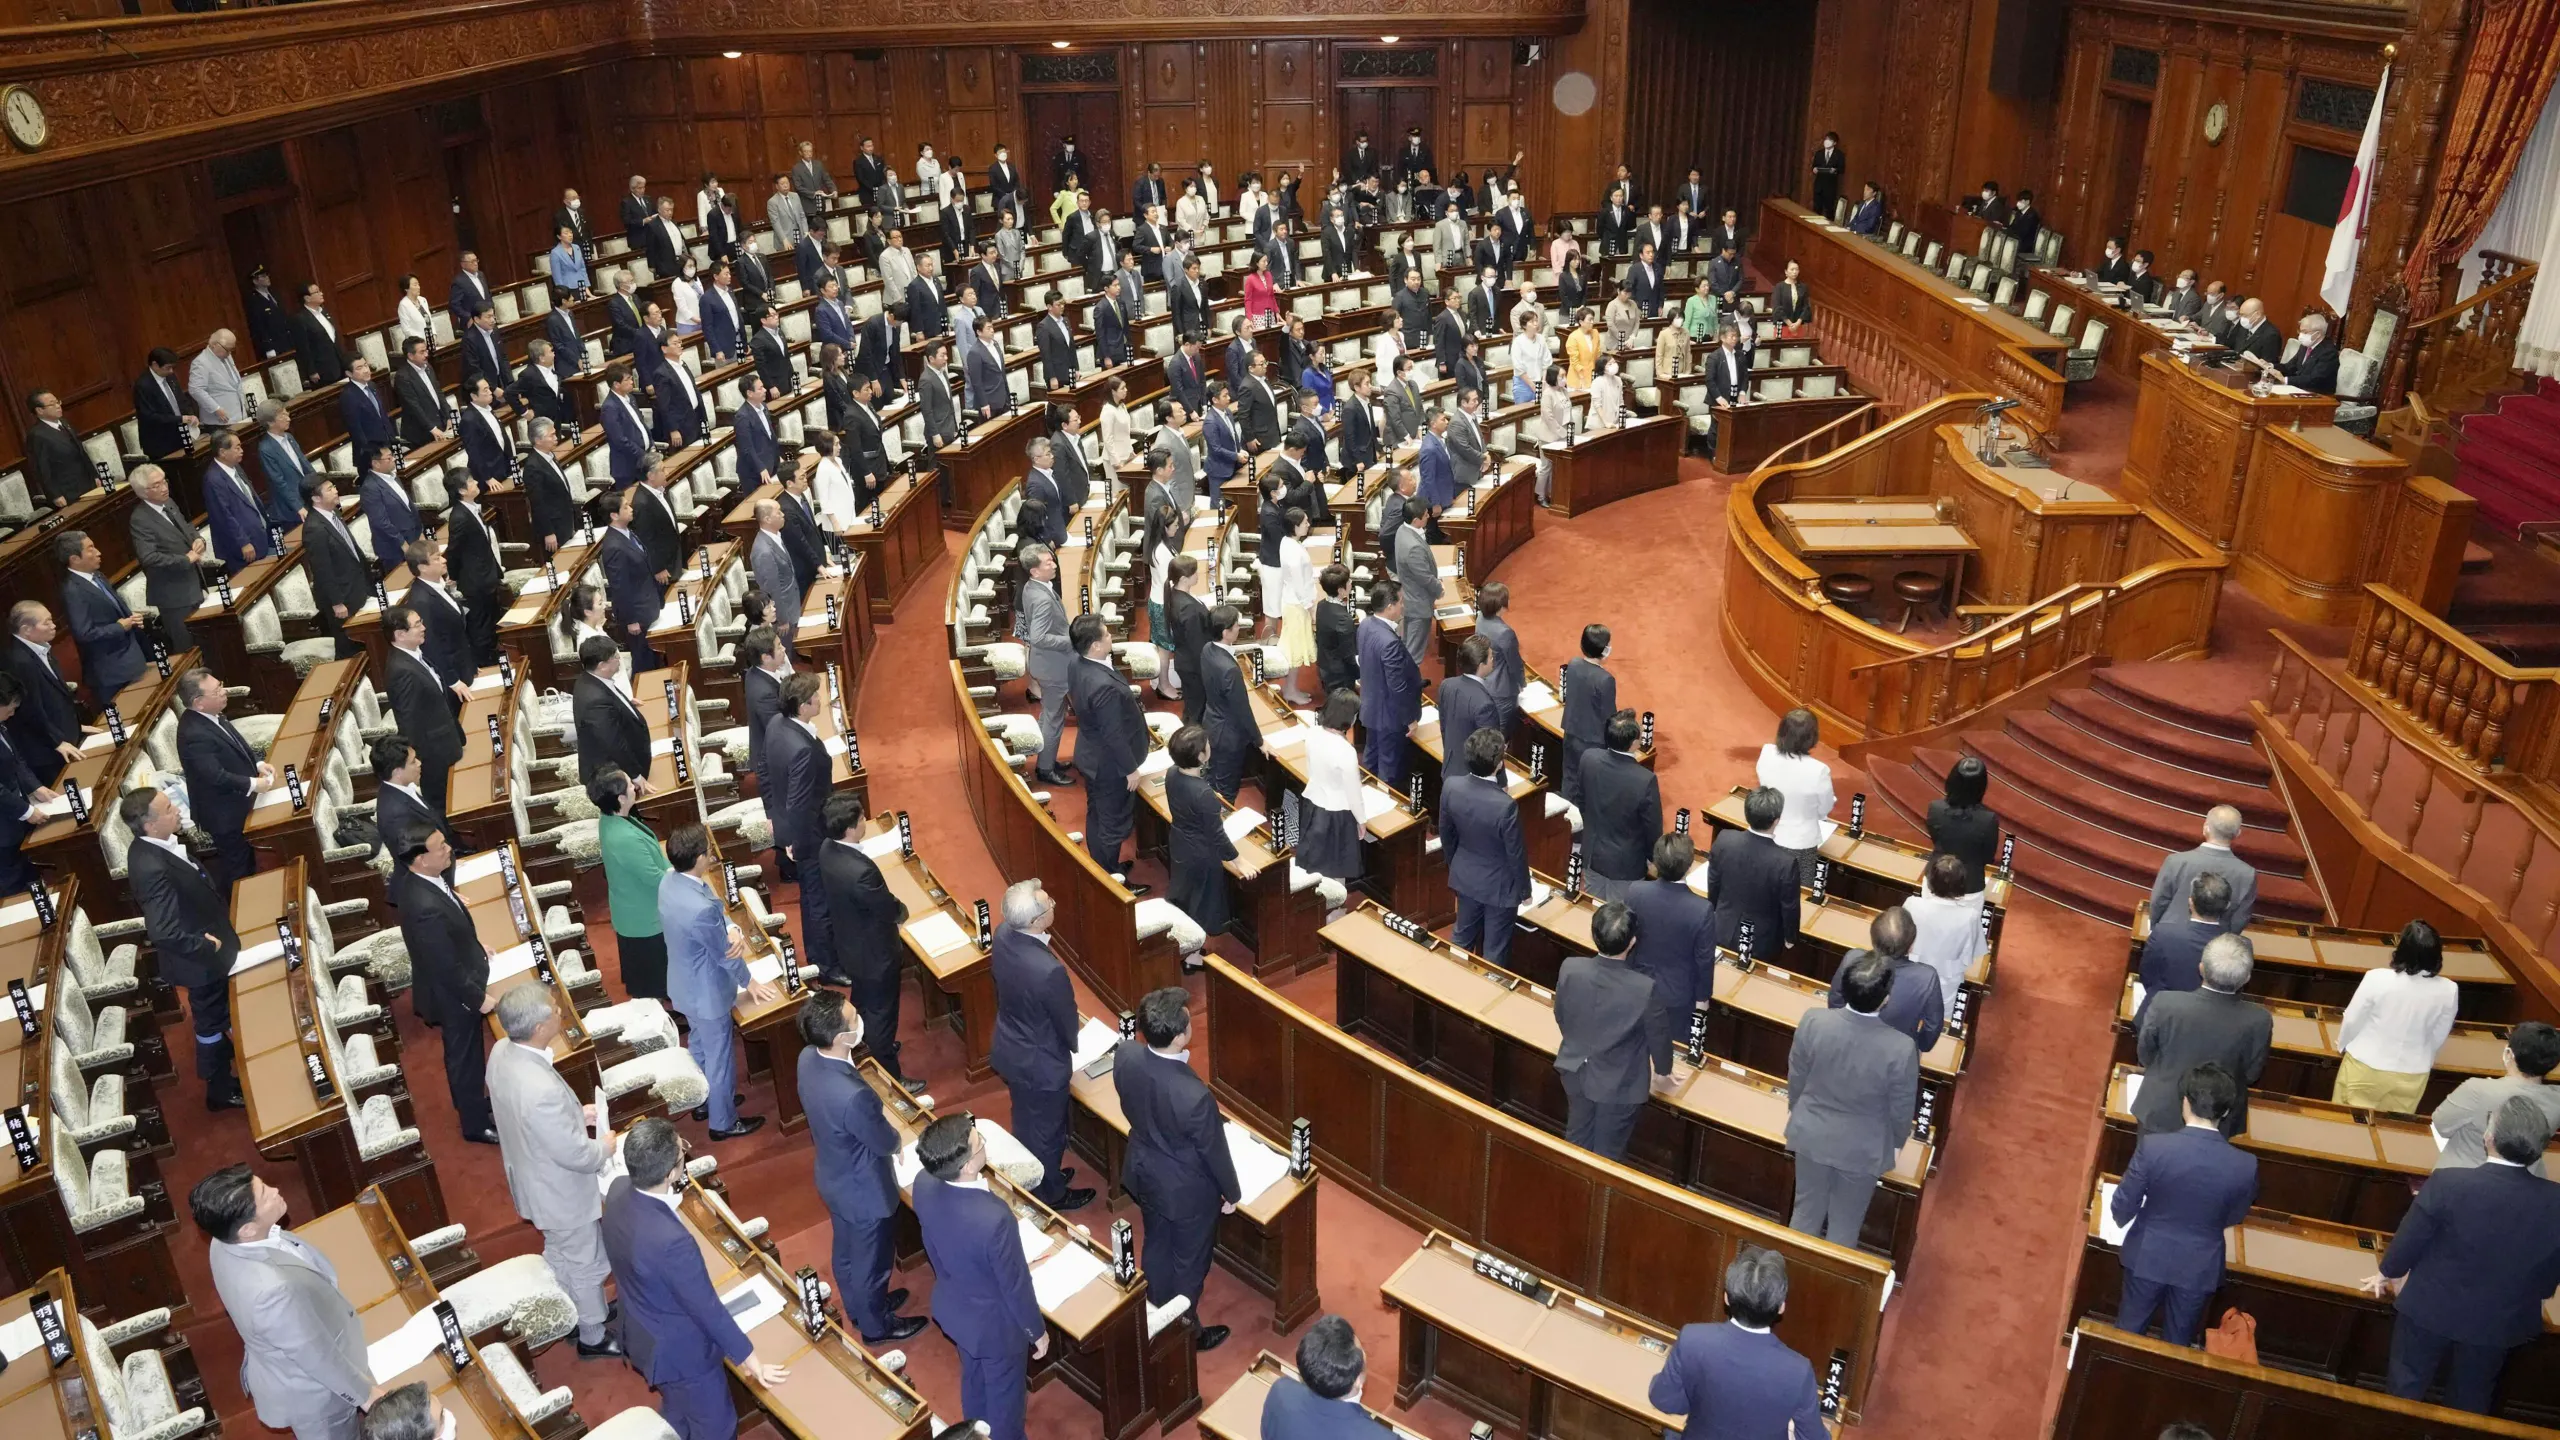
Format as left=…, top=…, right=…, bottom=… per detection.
left=2345, top=585, right=2560, bottom=785
left=1753, top=401, right=1888, bottom=474
left=2397, top=252, right=2538, bottom=414
left=1850, top=583, right=2120, bottom=737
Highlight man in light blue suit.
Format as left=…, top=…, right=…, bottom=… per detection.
left=661, top=822, right=778, bottom=1140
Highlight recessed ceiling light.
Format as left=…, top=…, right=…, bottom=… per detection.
left=1380, top=35, right=1400, bottom=42
left=1052, top=40, right=1071, bottom=48
left=721, top=50, right=741, bottom=58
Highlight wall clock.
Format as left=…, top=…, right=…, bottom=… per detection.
left=1, top=86, right=46, bottom=151
left=2202, top=101, right=2229, bottom=146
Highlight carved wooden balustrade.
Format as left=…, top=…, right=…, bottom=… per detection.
left=2345, top=585, right=2560, bottom=787
left=1851, top=583, right=2121, bottom=738
left=2400, top=251, right=2538, bottom=417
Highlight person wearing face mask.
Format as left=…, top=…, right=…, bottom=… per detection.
left=1590, top=353, right=1627, bottom=430
left=1962, top=179, right=2003, bottom=218
left=2125, top=249, right=2164, bottom=305
left=2278, top=312, right=2341, bottom=394
left=2095, top=236, right=2134, bottom=287
left=2164, top=268, right=2206, bottom=321
left=2223, top=297, right=2284, bottom=367
left=670, top=257, right=703, bottom=337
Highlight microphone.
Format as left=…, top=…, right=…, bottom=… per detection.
left=1976, top=397, right=2023, bottom=417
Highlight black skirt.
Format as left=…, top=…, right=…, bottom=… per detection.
left=615, top=931, right=670, bottom=1002
left=1169, top=851, right=1232, bottom=936
left=1295, top=802, right=1363, bottom=881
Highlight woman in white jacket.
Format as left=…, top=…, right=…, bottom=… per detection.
left=806, top=433, right=863, bottom=529
left=1588, top=355, right=1627, bottom=430
left=1757, top=706, right=1836, bottom=884
left=2332, top=921, right=2460, bottom=1112
left=1099, top=376, right=1136, bottom=470
left=1294, top=690, right=1367, bottom=891
left=395, top=274, right=436, bottom=347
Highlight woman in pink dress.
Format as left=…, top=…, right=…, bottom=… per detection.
left=1242, top=252, right=1282, bottom=329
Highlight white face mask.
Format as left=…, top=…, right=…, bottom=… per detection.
left=2298, top=329, right=2317, bottom=344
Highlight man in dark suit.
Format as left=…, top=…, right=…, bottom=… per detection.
left=730, top=375, right=780, bottom=489
left=858, top=305, right=909, bottom=402
left=1200, top=384, right=1242, bottom=490
left=640, top=198, right=686, bottom=279
left=964, top=316, right=1010, bottom=421
left=606, top=274, right=650, bottom=361
left=514, top=340, right=575, bottom=429
left=2134, top=935, right=2274, bottom=1137
left=816, top=792, right=918, bottom=1087
left=1319, top=205, right=1359, bottom=281
left=0, top=677, right=56, bottom=894
left=298, top=479, right=368, bottom=658
left=175, top=667, right=272, bottom=888
left=1647, top=1247, right=1829, bottom=1440
left=1356, top=583, right=1422, bottom=787
left=134, top=349, right=191, bottom=459
left=598, top=490, right=663, bottom=672
left=1235, top=353, right=1283, bottom=455
left=370, top=737, right=445, bottom=857
left=2094, top=237, right=2135, bottom=286
left=57, top=531, right=145, bottom=701
left=1579, top=710, right=1660, bottom=901
left=1558, top=625, right=1616, bottom=806
left=329, top=355, right=392, bottom=457
left=601, top=1118, right=790, bottom=1440
left=2111, top=1062, right=2259, bottom=1346
left=2222, top=298, right=2284, bottom=368
left=1555, top=900, right=1673, bottom=1159
left=1114, top=987, right=1242, bottom=1352
left=1786, top=953, right=1920, bottom=1243
left=1068, top=615, right=1150, bottom=883
left=460, top=307, right=508, bottom=397
left=750, top=309, right=796, bottom=399
left=5, top=601, right=85, bottom=783
left=1443, top=727, right=1529, bottom=968
left=987, top=878, right=1098, bottom=1212
left=1035, top=291, right=1078, bottom=394
left=1092, top=277, right=1132, bottom=368
left=122, top=787, right=244, bottom=1110
left=766, top=672, right=834, bottom=971
left=1163, top=558, right=1211, bottom=726
left=1337, top=368, right=1379, bottom=478
left=394, top=825, right=497, bottom=1142
left=1435, top=638, right=1505, bottom=781
left=355, top=443, right=422, bottom=566
left=572, top=637, right=650, bottom=786
left=403, top=541, right=474, bottom=693
left=1433, top=290, right=1469, bottom=379
left=2137, top=871, right=2232, bottom=1026
left=201, top=433, right=277, bottom=574
left=777, top=470, right=825, bottom=592
left=288, top=282, right=348, bottom=387
left=1823, top=907, right=1946, bottom=1054
left=1847, top=181, right=1885, bottom=236
left=616, top=176, right=653, bottom=248
left=520, top=422, right=581, bottom=557
left=385, top=606, right=465, bottom=811
left=795, top=992, right=929, bottom=1344
left=1196, top=606, right=1255, bottom=801
left=1264, top=1317, right=1377, bottom=1439
left=2003, top=190, right=2042, bottom=249
left=1464, top=265, right=1503, bottom=335
left=444, top=471, right=504, bottom=665
left=1624, top=832, right=1716, bottom=1024
left=2281, top=313, right=2342, bottom=395
left=912, top=1115, right=1048, bottom=1440
left=2370, top=1096, right=2560, bottom=1412
left=629, top=462, right=685, bottom=580
left=1170, top=256, right=1210, bottom=343
left=1709, top=786, right=1800, bottom=960
left=1393, top=268, right=1432, bottom=354
left=393, top=338, right=451, bottom=450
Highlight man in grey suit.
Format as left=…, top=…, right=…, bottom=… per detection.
left=192, top=1165, right=375, bottom=1440
left=1380, top=356, right=1427, bottom=447
left=1391, top=505, right=1441, bottom=660
left=748, top=499, right=802, bottom=650
left=488, top=983, right=624, bottom=1358
left=1555, top=900, right=1675, bottom=1159
left=1016, top=544, right=1076, bottom=788
left=1785, top=953, right=1920, bottom=1245
left=2146, top=805, right=2257, bottom=934
left=2134, top=934, right=2273, bottom=1136
left=789, top=142, right=836, bottom=207
left=127, top=463, right=206, bottom=653
left=2428, top=1020, right=2560, bottom=1176
left=767, top=174, right=810, bottom=252
left=1446, top=388, right=1489, bottom=496
left=1149, top=405, right=1200, bottom=514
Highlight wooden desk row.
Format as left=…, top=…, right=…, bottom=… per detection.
left=0, top=1270, right=217, bottom=1440
left=2055, top=1319, right=2552, bottom=1440
left=2109, top=975, right=2507, bottom=1113
left=2126, top=909, right=2516, bottom=1021
left=25, top=665, right=191, bottom=928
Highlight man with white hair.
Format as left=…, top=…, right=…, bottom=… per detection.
left=986, top=878, right=1096, bottom=1212
left=487, top=982, right=622, bottom=1359
left=2280, top=311, right=2342, bottom=395
left=189, top=328, right=246, bottom=427
left=748, top=498, right=800, bottom=648
left=2133, top=934, right=2272, bottom=1136
left=2145, top=804, right=2257, bottom=935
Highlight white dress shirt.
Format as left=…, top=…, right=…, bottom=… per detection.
left=1302, top=728, right=1364, bottom=813
left=2338, top=967, right=2461, bottom=1075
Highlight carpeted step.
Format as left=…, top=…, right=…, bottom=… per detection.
left=2448, top=542, right=2560, bottom=628
left=2047, top=688, right=2272, bottom=784
left=1997, top=832, right=2155, bottom=923
left=2462, top=622, right=2560, bottom=669
left=1941, top=737, right=2305, bottom=877
left=2004, top=710, right=2288, bottom=827
left=2493, top=391, right=2560, bottom=447
left=2457, top=468, right=2559, bottom=534
left=2091, top=669, right=2257, bottom=744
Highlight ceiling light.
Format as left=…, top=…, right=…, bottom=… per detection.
left=1380, top=35, right=1400, bottom=42
left=1052, top=40, right=1071, bottom=48
left=721, top=50, right=741, bottom=58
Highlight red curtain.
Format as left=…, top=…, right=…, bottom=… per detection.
left=2400, top=0, right=2560, bottom=317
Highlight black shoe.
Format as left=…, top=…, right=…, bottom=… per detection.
left=463, top=1128, right=501, bottom=1146
left=691, top=1105, right=709, bottom=1122
left=708, top=1116, right=768, bottom=1140
left=1116, top=879, right=1152, bottom=897
left=1055, top=1168, right=1077, bottom=1187
left=862, top=1314, right=929, bottom=1344
left=1052, top=1185, right=1097, bottom=1211
left=1193, top=1324, right=1230, bottom=1352
left=204, top=1087, right=246, bottom=1113
left=895, top=1074, right=927, bottom=1094
left=575, top=1335, right=627, bottom=1360
left=1044, top=768, right=1079, bottom=787
left=817, top=971, right=856, bottom=988
left=885, top=1289, right=909, bottom=1310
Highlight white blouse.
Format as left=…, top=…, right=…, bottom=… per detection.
left=1513, top=331, right=1552, bottom=388
left=1589, top=373, right=1626, bottom=430
left=671, top=277, right=702, bottom=328
left=1904, top=883, right=1986, bottom=1021
left=1302, top=727, right=1365, bottom=813
left=1149, top=538, right=1176, bottom=606
left=1100, top=404, right=1134, bottom=468
left=812, top=456, right=862, bottom=528
left=397, top=295, right=435, bottom=343
left=2338, top=967, right=2460, bottom=1075
left=1278, top=535, right=1318, bottom=610
left=1756, top=743, right=1835, bottom=850
left=1175, top=194, right=1210, bottom=237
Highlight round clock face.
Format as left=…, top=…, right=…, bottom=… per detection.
left=2203, top=102, right=2229, bottom=146
left=3, top=86, right=46, bottom=151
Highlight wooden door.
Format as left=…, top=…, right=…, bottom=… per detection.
left=1023, top=90, right=1123, bottom=219
left=2095, top=95, right=2151, bottom=259
left=1338, top=87, right=1437, bottom=179
left=445, top=138, right=509, bottom=278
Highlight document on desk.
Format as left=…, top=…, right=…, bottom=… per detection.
left=1073, top=1017, right=1119, bottom=1075
left=892, top=1146, right=922, bottom=1191
left=1226, top=1121, right=1293, bottom=1207
left=903, top=911, right=972, bottom=956
left=2121, top=1072, right=2143, bottom=1112
left=254, top=784, right=298, bottom=810
left=650, top=737, right=682, bottom=756
left=455, top=851, right=506, bottom=885
left=2095, top=1181, right=2131, bottom=1246
left=1223, top=807, right=1266, bottom=843
left=1026, top=1225, right=1108, bottom=1311
left=230, top=938, right=290, bottom=975
left=81, top=729, right=117, bottom=752
left=487, top=941, right=541, bottom=983
left=859, top=827, right=905, bottom=859
left=1518, top=681, right=1558, bottom=714
left=1138, top=747, right=1176, bottom=777
left=470, top=671, right=507, bottom=694
left=366, top=1305, right=450, bottom=1382
left=1415, top=703, right=1439, bottom=729
left=0, top=895, right=43, bottom=927
left=719, top=1275, right=788, bottom=1334
left=0, top=1310, right=45, bottom=1362
left=1356, top=787, right=1400, bottom=823
left=32, top=787, right=88, bottom=821
left=746, top=955, right=784, bottom=985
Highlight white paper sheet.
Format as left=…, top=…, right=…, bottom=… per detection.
left=254, top=784, right=298, bottom=810
left=1222, top=807, right=1265, bottom=843
left=0, top=897, right=40, bottom=927
left=1072, top=1017, right=1119, bottom=1074
left=1356, top=787, right=1400, bottom=823
left=858, top=828, right=905, bottom=859
left=365, top=1306, right=449, bottom=1382
left=2121, top=1072, right=2144, bottom=1112
left=823, top=735, right=849, bottom=757
left=2129, top=981, right=2147, bottom=1017
left=1028, top=1233, right=1109, bottom=1312
left=592, top=1085, right=606, bottom=1139
left=2096, top=1181, right=2132, bottom=1246
left=486, top=941, right=540, bottom=983
left=80, top=729, right=117, bottom=752
left=903, top=911, right=971, bottom=956
left=1521, top=880, right=1554, bottom=916
left=469, top=671, right=506, bottom=694
left=1686, top=860, right=1713, bottom=896
left=230, top=938, right=290, bottom=975
left=1415, top=703, right=1439, bottom=728
left=719, top=1275, right=788, bottom=1335
left=454, top=851, right=505, bottom=884
left=650, top=737, right=681, bottom=756
left=1436, top=564, right=1461, bottom=578
left=1137, top=748, right=1175, bottom=777
left=0, top=1311, right=44, bottom=1363
left=1518, top=681, right=1558, bottom=713
left=32, top=787, right=87, bottom=821
left=1226, top=1121, right=1294, bottom=1207
left=799, top=612, right=831, bottom=632
left=746, top=956, right=783, bottom=985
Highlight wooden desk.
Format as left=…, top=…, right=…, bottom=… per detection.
left=1203, top=955, right=1896, bottom=1418
left=0, top=1270, right=217, bottom=1440
left=1753, top=199, right=2068, bottom=440
left=1250, top=685, right=1439, bottom=936
left=2125, top=911, right=2513, bottom=1021
left=1701, top=785, right=2015, bottom=913
left=1327, top=908, right=1932, bottom=1267
left=2056, top=1319, right=2555, bottom=1440
left=1711, top=393, right=1875, bottom=474
left=1382, top=1233, right=1695, bottom=1440
left=853, top=1059, right=1183, bottom=1440
left=0, top=487, right=140, bottom=628
left=2028, top=267, right=2225, bottom=384
left=1771, top=499, right=1976, bottom=614
left=26, top=666, right=188, bottom=927
left=939, top=408, right=1046, bottom=528
left=1707, top=955, right=1966, bottom=1144
left=184, top=542, right=311, bottom=712
left=2069, top=1174, right=2560, bottom=1425
left=1196, top=1352, right=1430, bottom=1440
left=499, top=540, right=602, bottom=689
left=1064, top=1028, right=1322, bottom=1335
left=1437, top=455, right=1538, bottom=586
left=859, top=814, right=998, bottom=1083
left=2108, top=975, right=2504, bottom=1112
left=242, top=659, right=369, bottom=881
left=1541, top=415, right=1683, bottom=519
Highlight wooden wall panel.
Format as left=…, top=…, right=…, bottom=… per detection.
left=1261, top=41, right=1315, bottom=103
left=690, top=56, right=758, bottom=118
left=1461, top=103, right=1514, bottom=171
left=1622, top=0, right=1816, bottom=225
left=1261, top=102, right=1319, bottom=168
left=1141, top=42, right=1194, bottom=105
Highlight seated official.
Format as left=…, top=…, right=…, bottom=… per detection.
left=1555, top=900, right=1675, bottom=1161
left=2146, top=805, right=2256, bottom=934
left=1786, top=953, right=1920, bottom=1245
left=2111, top=1062, right=2258, bottom=1347
left=1824, top=906, right=1945, bottom=1054
left=2281, top=312, right=2342, bottom=395
left=1114, top=987, right=1242, bottom=1352
left=1647, top=1246, right=1828, bottom=1440
left=2367, top=1096, right=2560, bottom=1413
left=2134, top=935, right=2272, bottom=1137
left=2137, top=871, right=2233, bottom=1025
left=1578, top=709, right=1662, bottom=902
left=1261, top=1314, right=1378, bottom=1440
left=602, top=1118, right=792, bottom=1440
left=1903, top=851, right=1986, bottom=1024
left=2428, top=1020, right=2560, bottom=1176
left=1707, top=785, right=1801, bottom=959
left=912, top=1114, right=1050, bottom=1440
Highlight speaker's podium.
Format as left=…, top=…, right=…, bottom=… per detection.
left=2119, top=351, right=2471, bottom=623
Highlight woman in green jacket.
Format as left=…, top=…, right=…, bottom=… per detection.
left=594, top=767, right=672, bottom=1001
left=1682, top=281, right=1720, bottom=346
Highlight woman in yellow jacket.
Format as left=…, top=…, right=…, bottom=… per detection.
left=1564, top=308, right=1602, bottom=389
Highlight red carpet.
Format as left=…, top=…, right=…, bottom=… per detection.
left=161, top=439, right=2299, bottom=1440
left=2454, top=375, right=2560, bottom=531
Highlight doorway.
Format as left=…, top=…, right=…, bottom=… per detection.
left=1337, top=86, right=1436, bottom=180
left=217, top=196, right=311, bottom=354
left=2095, top=95, right=2152, bottom=256
left=1021, top=91, right=1123, bottom=218
left=443, top=138, right=507, bottom=276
